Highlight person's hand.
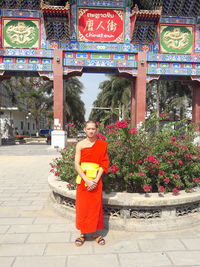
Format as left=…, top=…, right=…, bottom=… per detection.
left=86, top=179, right=97, bottom=191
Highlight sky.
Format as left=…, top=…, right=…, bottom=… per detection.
left=78, top=73, right=107, bottom=120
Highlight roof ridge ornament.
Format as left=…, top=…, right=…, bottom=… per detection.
left=40, top=0, right=70, bottom=10
left=131, top=4, right=162, bottom=16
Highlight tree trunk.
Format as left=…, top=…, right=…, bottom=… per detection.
left=156, top=81, right=160, bottom=132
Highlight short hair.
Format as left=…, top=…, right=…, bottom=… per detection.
left=84, top=120, right=97, bottom=128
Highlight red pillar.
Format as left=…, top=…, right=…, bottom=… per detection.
left=131, top=52, right=147, bottom=126
left=192, top=82, right=200, bottom=130
left=53, top=49, right=64, bottom=130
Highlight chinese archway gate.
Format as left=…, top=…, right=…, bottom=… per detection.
left=0, top=0, right=200, bottom=148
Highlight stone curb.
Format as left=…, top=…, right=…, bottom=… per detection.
left=48, top=174, right=200, bottom=207
left=48, top=174, right=200, bottom=231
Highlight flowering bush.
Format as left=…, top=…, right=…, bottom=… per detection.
left=50, top=144, right=77, bottom=189
left=15, top=135, right=25, bottom=140
left=50, top=117, right=200, bottom=194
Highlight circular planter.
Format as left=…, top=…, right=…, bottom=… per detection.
left=48, top=174, right=200, bottom=231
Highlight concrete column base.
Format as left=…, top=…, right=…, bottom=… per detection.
left=194, top=132, right=200, bottom=145
left=51, top=130, right=67, bottom=149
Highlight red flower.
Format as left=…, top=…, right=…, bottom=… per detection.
left=178, top=160, right=184, bottom=165
left=158, top=170, right=165, bottom=176
left=170, top=137, right=177, bottom=141
left=172, top=188, right=179, bottom=195
left=181, top=145, right=189, bottom=151
left=164, top=177, right=170, bottom=184
left=158, top=186, right=165, bottom=193
left=67, top=123, right=75, bottom=127
left=144, top=155, right=155, bottom=162
left=186, top=153, right=192, bottom=160
left=107, top=129, right=115, bottom=134
left=96, top=133, right=106, bottom=140
left=106, top=124, right=114, bottom=129
left=96, top=122, right=101, bottom=125
left=129, top=128, right=138, bottom=134
left=143, top=185, right=152, bottom=192
left=193, top=178, right=200, bottom=183
left=54, top=172, right=59, bottom=176
left=110, top=165, right=119, bottom=173
left=173, top=174, right=180, bottom=179
left=115, top=121, right=128, bottom=129
left=160, top=113, right=165, bottom=117
left=181, top=136, right=186, bottom=140
left=139, top=172, right=145, bottom=176
left=50, top=169, right=54, bottom=172
left=137, top=160, right=142, bottom=164
left=153, top=159, right=159, bottom=164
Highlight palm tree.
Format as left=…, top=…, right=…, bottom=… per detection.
left=146, top=79, right=192, bottom=120
left=64, top=77, right=85, bottom=124
left=90, top=75, right=131, bottom=123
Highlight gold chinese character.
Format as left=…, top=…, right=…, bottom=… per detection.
left=107, top=20, right=117, bottom=32
left=84, top=20, right=94, bottom=31
left=96, top=21, right=105, bottom=30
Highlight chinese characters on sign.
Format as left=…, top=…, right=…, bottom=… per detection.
left=78, top=8, right=124, bottom=43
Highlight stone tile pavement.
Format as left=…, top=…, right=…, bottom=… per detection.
left=0, top=144, right=200, bottom=267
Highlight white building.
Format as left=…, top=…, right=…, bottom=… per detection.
left=0, top=107, right=37, bottom=145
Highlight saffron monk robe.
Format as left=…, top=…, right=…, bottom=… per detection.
left=74, top=121, right=109, bottom=246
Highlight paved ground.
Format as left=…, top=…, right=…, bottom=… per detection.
left=0, top=143, right=200, bottom=267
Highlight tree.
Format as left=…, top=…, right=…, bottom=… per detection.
left=146, top=79, right=192, bottom=120
left=15, top=77, right=53, bottom=136
left=90, top=75, right=131, bottom=123
left=64, top=77, right=85, bottom=124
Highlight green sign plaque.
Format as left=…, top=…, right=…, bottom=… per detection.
left=3, top=19, right=39, bottom=48
left=160, top=25, right=193, bottom=53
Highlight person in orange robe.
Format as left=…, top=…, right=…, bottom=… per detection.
left=74, top=121, right=109, bottom=246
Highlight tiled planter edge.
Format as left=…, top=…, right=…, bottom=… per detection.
left=48, top=174, right=200, bottom=231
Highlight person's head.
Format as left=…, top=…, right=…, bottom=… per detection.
left=84, top=120, right=97, bottom=139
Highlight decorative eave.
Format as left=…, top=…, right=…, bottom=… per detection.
left=131, top=4, right=162, bottom=20
left=130, top=5, right=161, bottom=45
left=41, top=0, right=70, bottom=42
left=41, top=0, right=70, bottom=15
left=137, top=0, right=200, bottom=17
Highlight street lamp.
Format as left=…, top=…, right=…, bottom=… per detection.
left=26, top=112, right=32, bottom=138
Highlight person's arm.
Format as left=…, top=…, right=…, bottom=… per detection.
left=94, top=167, right=104, bottom=184
left=74, top=142, right=97, bottom=188
left=93, top=143, right=109, bottom=185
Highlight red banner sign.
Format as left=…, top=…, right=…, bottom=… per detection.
left=78, top=8, right=124, bottom=43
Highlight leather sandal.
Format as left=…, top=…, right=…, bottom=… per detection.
left=75, top=234, right=85, bottom=246
left=93, top=235, right=105, bottom=245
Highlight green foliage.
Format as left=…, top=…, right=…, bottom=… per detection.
left=50, top=143, right=77, bottom=186
left=50, top=116, right=200, bottom=194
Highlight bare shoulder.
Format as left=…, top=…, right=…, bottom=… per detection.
left=76, top=139, right=87, bottom=150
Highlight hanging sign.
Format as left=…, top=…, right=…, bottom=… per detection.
left=78, top=8, right=124, bottom=43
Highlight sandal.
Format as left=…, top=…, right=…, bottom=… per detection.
left=75, top=234, right=85, bottom=246
left=93, top=235, right=105, bottom=245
